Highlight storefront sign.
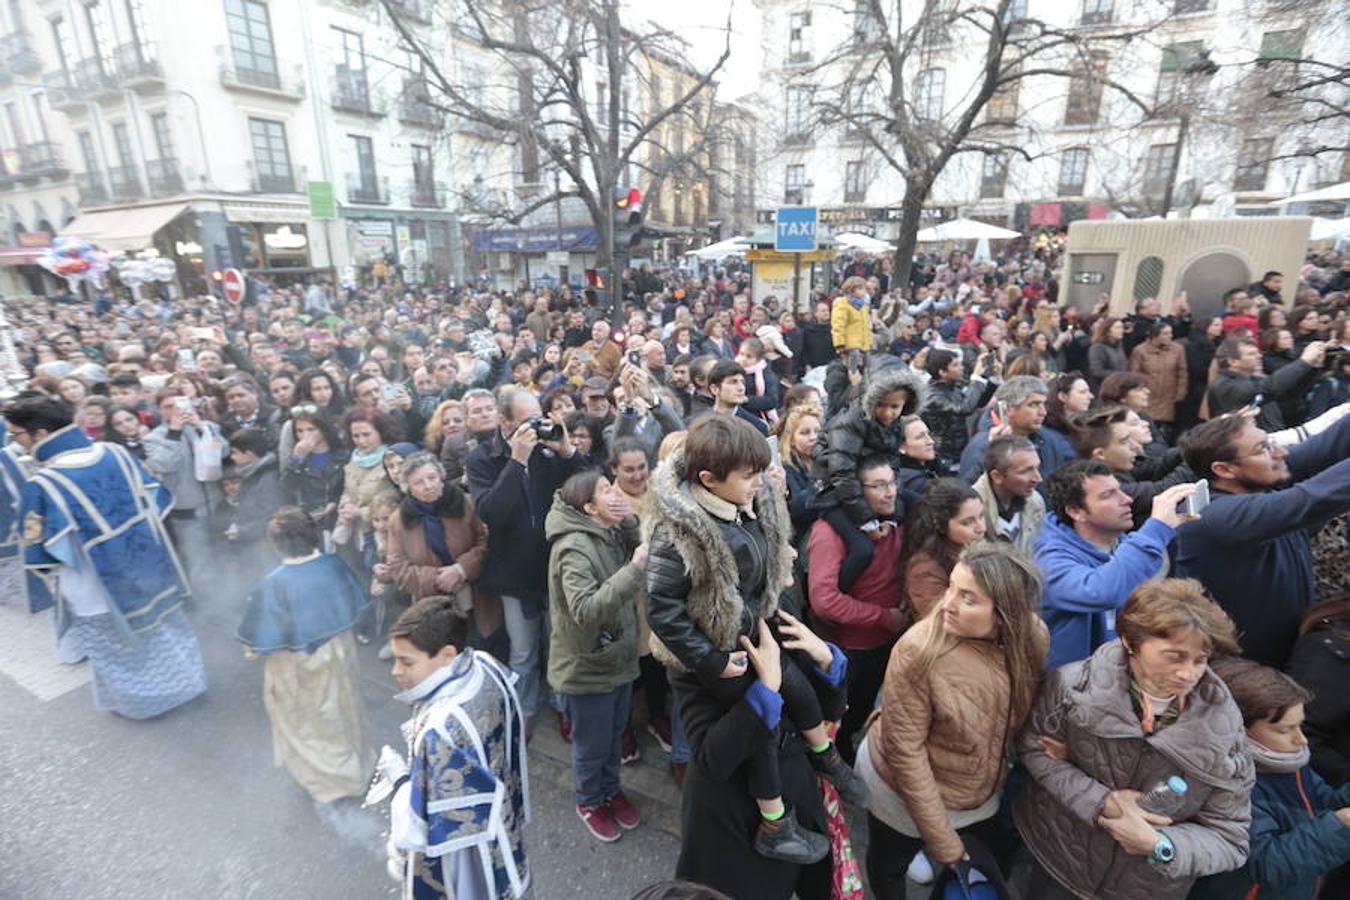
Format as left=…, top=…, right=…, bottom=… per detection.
left=308, top=181, right=337, bottom=220
left=472, top=226, right=598, bottom=253
left=16, top=232, right=52, bottom=248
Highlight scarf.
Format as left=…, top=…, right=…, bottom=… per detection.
left=352, top=443, right=388, bottom=469
left=409, top=496, right=455, bottom=566
left=1246, top=736, right=1311, bottom=774
left=1129, top=677, right=1187, bottom=735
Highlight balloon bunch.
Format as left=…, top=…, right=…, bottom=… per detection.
left=39, top=237, right=112, bottom=289
left=111, top=250, right=177, bottom=286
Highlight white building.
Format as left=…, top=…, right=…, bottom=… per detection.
left=0, top=0, right=466, bottom=297
left=752, top=0, right=1348, bottom=237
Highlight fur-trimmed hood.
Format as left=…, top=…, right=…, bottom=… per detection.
left=861, top=362, right=926, bottom=418
left=642, top=448, right=794, bottom=670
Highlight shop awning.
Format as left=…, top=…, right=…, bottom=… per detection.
left=62, top=202, right=189, bottom=251
left=0, top=247, right=46, bottom=266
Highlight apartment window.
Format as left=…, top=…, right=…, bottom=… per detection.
left=4, top=102, right=24, bottom=147
left=225, top=0, right=280, bottom=88
left=980, top=152, right=1008, bottom=199
left=1058, top=148, right=1089, bottom=196
left=1064, top=53, right=1107, bottom=125
left=50, top=16, right=75, bottom=77
left=785, top=85, right=813, bottom=139
left=110, top=121, right=134, bottom=168
left=1081, top=0, right=1113, bottom=25
left=249, top=117, right=293, bottom=190
left=853, top=0, right=881, bottom=44
left=351, top=135, right=377, bottom=188
left=150, top=112, right=174, bottom=159
left=77, top=130, right=99, bottom=171
left=29, top=93, right=50, bottom=142
left=83, top=1, right=115, bottom=74
left=1173, top=0, right=1208, bottom=12
left=986, top=75, right=1019, bottom=123
left=1142, top=143, right=1175, bottom=195
left=123, top=0, right=154, bottom=58
left=914, top=68, right=945, bottom=121
left=844, top=161, right=866, bottom=202
left=594, top=79, right=607, bottom=122
left=1257, top=29, right=1304, bottom=88
left=784, top=164, right=805, bottom=203
left=1233, top=138, right=1273, bottom=191
left=788, top=11, right=811, bottom=63
left=1003, top=0, right=1027, bottom=26
left=412, top=143, right=433, bottom=188
left=1156, top=42, right=1204, bottom=110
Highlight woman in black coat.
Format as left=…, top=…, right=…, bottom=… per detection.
left=1178, top=316, right=1224, bottom=428
left=1286, top=596, right=1350, bottom=786
left=670, top=605, right=848, bottom=900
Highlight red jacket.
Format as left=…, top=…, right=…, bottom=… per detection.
left=806, top=519, right=905, bottom=650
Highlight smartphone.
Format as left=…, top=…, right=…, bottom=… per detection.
left=173, top=396, right=193, bottom=414
left=1183, top=479, right=1211, bottom=517
left=381, top=383, right=401, bottom=402
left=994, top=400, right=1009, bottom=426
left=627, top=350, right=643, bottom=367
left=176, top=347, right=197, bottom=372
left=1246, top=393, right=1264, bottom=410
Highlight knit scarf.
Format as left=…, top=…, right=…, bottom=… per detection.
left=352, top=443, right=388, bottom=469
left=740, top=358, right=778, bottom=424
left=1246, top=736, right=1310, bottom=774
left=409, top=497, right=455, bottom=566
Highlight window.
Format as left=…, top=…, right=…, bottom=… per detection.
left=1142, top=143, right=1175, bottom=195
left=844, top=161, right=866, bottom=202
left=594, top=78, right=607, bottom=122
left=1058, top=148, right=1089, bottom=196
left=1064, top=53, right=1107, bottom=125
left=82, top=1, right=115, bottom=74
left=333, top=27, right=368, bottom=107
left=1258, top=29, right=1304, bottom=63
left=4, top=102, right=24, bottom=146
left=1081, top=0, right=1113, bottom=25
left=1003, top=0, right=1028, bottom=27
left=1156, top=42, right=1205, bottom=110
left=987, top=75, right=1019, bottom=123
left=784, top=164, right=805, bottom=203
left=77, top=130, right=98, bottom=171
left=914, top=68, right=945, bottom=121
left=1173, top=0, right=1208, bottom=12
left=785, top=85, right=813, bottom=140
left=1134, top=256, right=1164, bottom=301
left=29, top=93, right=50, bottom=142
left=980, top=152, right=1008, bottom=198
left=412, top=143, right=433, bottom=188
left=351, top=135, right=377, bottom=189
left=123, top=0, right=154, bottom=58
left=788, top=11, right=811, bottom=63
left=49, top=16, right=75, bottom=77
left=249, top=117, right=292, bottom=191
left=110, top=122, right=134, bottom=168
left=225, top=0, right=279, bottom=88
left=150, top=112, right=173, bottom=159
left=1233, top=138, right=1272, bottom=191
left=853, top=0, right=881, bottom=44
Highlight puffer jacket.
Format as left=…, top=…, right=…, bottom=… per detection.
left=1129, top=340, right=1188, bottom=423
left=922, top=377, right=995, bottom=467
left=830, top=294, right=872, bottom=352
left=545, top=494, right=643, bottom=695
left=1014, top=640, right=1254, bottom=900
left=644, top=449, right=793, bottom=678
left=811, top=366, right=925, bottom=525
left=867, top=612, right=1049, bottom=864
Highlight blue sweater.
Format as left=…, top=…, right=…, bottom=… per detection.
left=1175, top=416, right=1350, bottom=667
left=958, top=426, right=1072, bottom=485
left=1034, top=513, right=1174, bottom=670
left=1191, top=766, right=1350, bottom=900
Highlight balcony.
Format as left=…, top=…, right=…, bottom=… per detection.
left=72, top=57, right=120, bottom=100
left=332, top=68, right=386, bottom=117
left=218, top=48, right=306, bottom=101
left=1080, top=9, right=1114, bottom=26
left=108, top=165, right=145, bottom=201
left=146, top=158, right=184, bottom=196
left=0, top=31, right=41, bottom=77
left=781, top=131, right=813, bottom=147
left=346, top=172, right=390, bottom=204
left=18, top=142, right=67, bottom=179
left=454, top=116, right=496, bottom=139
left=76, top=172, right=110, bottom=206
left=114, top=43, right=164, bottom=90
left=399, top=79, right=444, bottom=128
left=410, top=180, right=446, bottom=208
left=387, top=0, right=434, bottom=24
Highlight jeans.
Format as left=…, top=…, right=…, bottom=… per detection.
left=561, top=683, right=632, bottom=807
left=669, top=694, right=690, bottom=764
left=501, top=595, right=543, bottom=716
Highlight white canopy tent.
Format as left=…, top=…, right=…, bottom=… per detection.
left=684, top=236, right=751, bottom=260
left=915, top=218, right=1021, bottom=242
left=1266, top=181, right=1350, bottom=207
left=832, top=232, right=893, bottom=253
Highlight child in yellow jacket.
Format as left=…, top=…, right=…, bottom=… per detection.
left=831, top=276, right=873, bottom=356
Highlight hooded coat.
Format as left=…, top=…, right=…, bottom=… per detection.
left=643, top=448, right=794, bottom=677
left=811, top=366, right=926, bottom=526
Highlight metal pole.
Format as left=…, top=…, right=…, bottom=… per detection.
left=170, top=89, right=212, bottom=188
left=792, top=252, right=802, bottom=314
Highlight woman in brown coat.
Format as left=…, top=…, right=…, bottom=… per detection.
left=858, top=542, right=1049, bottom=899
left=1128, top=321, right=1188, bottom=439
left=386, top=451, right=488, bottom=608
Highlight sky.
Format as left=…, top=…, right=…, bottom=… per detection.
left=624, top=0, right=764, bottom=100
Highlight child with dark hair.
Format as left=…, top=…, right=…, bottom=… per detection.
left=236, top=507, right=370, bottom=802
left=1192, top=657, right=1350, bottom=900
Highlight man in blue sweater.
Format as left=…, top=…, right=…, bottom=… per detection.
left=958, top=376, right=1072, bottom=484
left=1177, top=413, right=1350, bottom=667
left=1035, top=459, right=1198, bottom=669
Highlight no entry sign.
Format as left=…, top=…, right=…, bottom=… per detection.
left=222, top=268, right=246, bottom=303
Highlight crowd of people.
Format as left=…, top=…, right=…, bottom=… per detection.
left=2, top=239, right=1349, bottom=900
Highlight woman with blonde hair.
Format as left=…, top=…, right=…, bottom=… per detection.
left=777, top=404, right=823, bottom=537
left=423, top=399, right=470, bottom=482
left=859, top=541, right=1049, bottom=897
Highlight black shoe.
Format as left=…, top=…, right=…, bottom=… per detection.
left=753, top=807, right=830, bottom=865
left=808, top=742, right=871, bottom=808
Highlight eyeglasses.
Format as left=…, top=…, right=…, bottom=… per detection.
left=1237, top=439, right=1275, bottom=459
left=290, top=404, right=319, bottom=416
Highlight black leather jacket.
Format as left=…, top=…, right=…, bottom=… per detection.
left=922, top=378, right=995, bottom=467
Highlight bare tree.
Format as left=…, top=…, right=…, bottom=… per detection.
left=379, top=0, right=730, bottom=292
left=806, top=0, right=1163, bottom=289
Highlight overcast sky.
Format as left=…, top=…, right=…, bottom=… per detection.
left=624, top=0, right=763, bottom=100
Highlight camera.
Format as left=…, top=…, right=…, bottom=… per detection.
left=529, top=416, right=564, bottom=442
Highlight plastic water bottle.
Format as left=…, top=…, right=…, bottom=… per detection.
left=1138, top=775, right=1189, bottom=817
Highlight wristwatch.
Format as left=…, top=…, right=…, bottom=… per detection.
left=1151, top=832, right=1175, bottom=865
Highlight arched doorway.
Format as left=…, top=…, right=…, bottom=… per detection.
left=1179, top=251, right=1250, bottom=319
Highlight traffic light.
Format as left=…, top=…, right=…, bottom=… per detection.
left=612, top=187, right=643, bottom=252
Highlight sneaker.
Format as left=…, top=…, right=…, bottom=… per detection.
left=753, top=807, right=830, bottom=865
left=621, top=726, right=640, bottom=764
left=576, top=803, right=621, bottom=842
left=556, top=710, right=573, bottom=744
left=606, top=791, right=640, bottom=830
left=646, top=717, right=673, bottom=753
left=907, top=850, right=935, bottom=885
left=808, top=742, right=871, bottom=808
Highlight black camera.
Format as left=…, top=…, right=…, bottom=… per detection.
left=529, top=416, right=564, bottom=441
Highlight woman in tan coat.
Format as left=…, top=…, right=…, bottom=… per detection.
left=386, top=451, right=488, bottom=610
left=1129, top=321, right=1188, bottom=439
left=858, top=542, right=1048, bottom=899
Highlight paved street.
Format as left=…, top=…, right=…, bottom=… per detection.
left=0, top=594, right=683, bottom=900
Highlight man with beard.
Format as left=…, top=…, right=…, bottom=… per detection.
left=1177, top=414, right=1350, bottom=666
